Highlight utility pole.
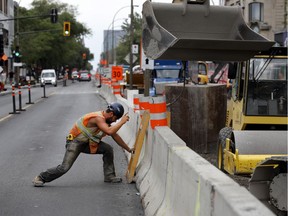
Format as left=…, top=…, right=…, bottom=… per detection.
left=129, top=0, right=134, bottom=90
left=14, top=4, right=20, bottom=87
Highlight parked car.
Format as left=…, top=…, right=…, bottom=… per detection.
left=71, top=71, right=79, bottom=80
left=78, top=71, right=91, bottom=82
left=40, top=69, right=57, bottom=87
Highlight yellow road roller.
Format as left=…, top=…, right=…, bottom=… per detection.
left=217, top=47, right=287, bottom=215
left=140, top=0, right=286, bottom=213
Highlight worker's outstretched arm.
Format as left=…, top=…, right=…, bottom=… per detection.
left=112, top=133, right=133, bottom=153
left=92, top=113, right=130, bottom=136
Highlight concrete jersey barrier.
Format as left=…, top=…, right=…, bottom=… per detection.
left=97, top=85, right=275, bottom=216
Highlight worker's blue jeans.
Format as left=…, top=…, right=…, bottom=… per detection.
left=39, top=140, right=116, bottom=183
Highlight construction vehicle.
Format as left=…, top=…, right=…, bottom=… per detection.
left=151, top=60, right=208, bottom=95
left=216, top=47, right=287, bottom=215
left=150, top=59, right=182, bottom=95
left=141, top=0, right=286, bottom=214
left=186, top=60, right=208, bottom=85
left=209, top=62, right=229, bottom=84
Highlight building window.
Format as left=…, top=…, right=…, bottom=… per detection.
left=249, top=2, right=264, bottom=22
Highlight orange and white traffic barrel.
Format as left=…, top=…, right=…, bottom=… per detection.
left=107, top=79, right=112, bottom=86
left=112, top=79, right=121, bottom=95
left=133, top=94, right=143, bottom=112
left=101, top=77, right=107, bottom=85
left=149, top=95, right=167, bottom=129
left=102, top=77, right=110, bottom=86
left=139, top=96, right=150, bottom=117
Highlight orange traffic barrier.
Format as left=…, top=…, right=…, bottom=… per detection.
left=133, top=94, right=144, bottom=112
left=101, top=77, right=106, bottom=84
left=101, top=77, right=111, bottom=86
left=112, top=79, right=121, bottom=95
left=139, top=96, right=150, bottom=117
left=149, top=95, right=167, bottom=129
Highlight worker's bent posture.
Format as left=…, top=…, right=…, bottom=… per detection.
left=33, top=102, right=133, bottom=186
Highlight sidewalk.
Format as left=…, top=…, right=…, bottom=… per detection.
left=0, top=84, right=13, bottom=96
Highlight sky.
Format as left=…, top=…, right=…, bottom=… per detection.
left=18, top=0, right=219, bottom=70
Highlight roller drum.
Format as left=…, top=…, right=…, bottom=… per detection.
left=231, top=131, right=287, bottom=155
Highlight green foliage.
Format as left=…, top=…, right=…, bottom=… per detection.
left=15, top=0, right=93, bottom=71
left=115, top=12, right=142, bottom=66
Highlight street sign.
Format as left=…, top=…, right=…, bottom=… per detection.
left=111, top=66, right=123, bottom=81
left=141, top=46, right=154, bottom=70
left=1, top=54, right=8, bottom=61
left=124, top=54, right=137, bottom=64
left=132, top=44, right=138, bottom=54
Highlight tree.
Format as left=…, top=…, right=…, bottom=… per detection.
left=15, top=0, right=92, bottom=74
left=115, top=12, right=142, bottom=66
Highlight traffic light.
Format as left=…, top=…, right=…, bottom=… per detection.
left=50, top=8, right=58, bottom=24
left=82, top=53, right=86, bottom=60
left=13, top=46, right=21, bottom=62
left=63, top=21, right=70, bottom=36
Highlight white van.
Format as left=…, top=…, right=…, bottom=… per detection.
left=40, top=69, right=57, bottom=87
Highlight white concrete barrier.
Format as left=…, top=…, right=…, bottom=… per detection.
left=134, top=122, right=153, bottom=187
left=98, top=84, right=116, bottom=103
left=127, top=89, right=139, bottom=106
left=98, top=86, right=275, bottom=216
left=117, top=96, right=141, bottom=162
left=139, top=127, right=186, bottom=215
left=156, top=142, right=274, bottom=216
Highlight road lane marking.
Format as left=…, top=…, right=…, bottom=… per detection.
left=0, top=114, right=12, bottom=122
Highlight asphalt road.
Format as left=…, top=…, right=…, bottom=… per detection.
left=0, top=80, right=143, bottom=216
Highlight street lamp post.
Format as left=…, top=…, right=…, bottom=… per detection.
left=15, top=1, right=21, bottom=87
left=104, top=30, right=110, bottom=67
left=111, top=5, right=138, bottom=66
left=129, top=0, right=134, bottom=89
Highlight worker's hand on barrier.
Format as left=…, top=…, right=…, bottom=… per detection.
left=120, top=113, right=130, bottom=124
left=129, top=148, right=135, bottom=154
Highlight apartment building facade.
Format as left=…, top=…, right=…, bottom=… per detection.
left=0, top=0, right=14, bottom=74
left=225, top=0, right=287, bottom=46
left=173, top=0, right=287, bottom=46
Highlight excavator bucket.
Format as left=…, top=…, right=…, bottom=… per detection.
left=142, top=1, right=275, bottom=61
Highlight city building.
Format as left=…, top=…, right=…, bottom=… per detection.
left=224, top=0, right=287, bottom=46
left=103, top=29, right=125, bottom=65
left=173, top=0, right=287, bottom=46
left=0, top=0, right=14, bottom=76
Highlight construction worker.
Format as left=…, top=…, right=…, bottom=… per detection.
left=33, top=102, right=133, bottom=187
left=0, top=71, right=5, bottom=92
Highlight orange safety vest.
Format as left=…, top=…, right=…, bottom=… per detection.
left=69, top=111, right=106, bottom=153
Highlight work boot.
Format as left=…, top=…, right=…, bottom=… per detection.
left=32, top=176, right=45, bottom=187
left=104, top=176, right=122, bottom=183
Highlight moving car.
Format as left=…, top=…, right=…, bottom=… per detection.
left=71, top=71, right=79, bottom=80
left=78, top=70, right=91, bottom=82
left=40, top=69, right=57, bottom=87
